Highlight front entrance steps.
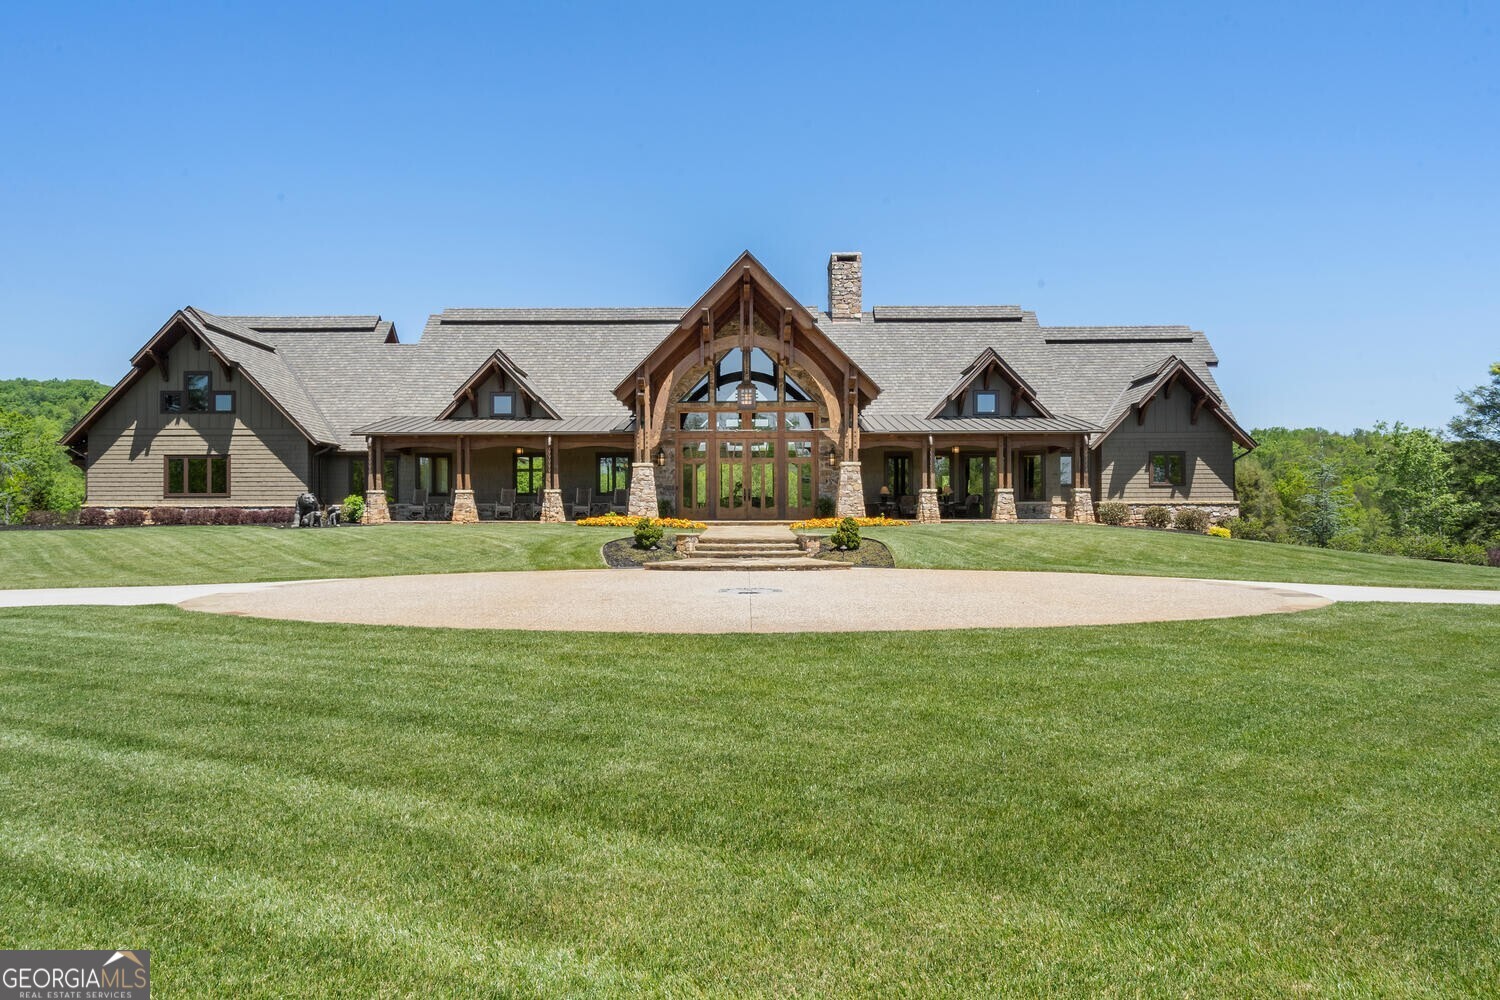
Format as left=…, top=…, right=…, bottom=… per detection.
left=645, top=531, right=850, bottom=572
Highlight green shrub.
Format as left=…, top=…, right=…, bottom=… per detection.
left=1141, top=506, right=1170, bottom=529
left=657, top=497, right=675, bottom=518
left=816, top=496, right=837, bottom=518
left=633, top=519, right=664, bottom=550
left=1173, top=507, right=1210, bottom=533
left=341, top=494, right=365, bottom=524
left=1096, top=501, right=1129, bottom=526
left=829, top=516, right=861, bottom=551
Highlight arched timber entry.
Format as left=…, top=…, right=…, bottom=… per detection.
left=614, top=252, right=878, bottom=520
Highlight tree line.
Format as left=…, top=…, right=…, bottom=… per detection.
left=1232, top=363, right=1500, bottom=564
left=0, top=379, right=108, bottom=523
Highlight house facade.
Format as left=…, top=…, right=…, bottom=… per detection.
left=63, top=251, right=1253, bottom=524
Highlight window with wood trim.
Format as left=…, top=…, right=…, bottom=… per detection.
left=597, top=454, right=631, bottom=494
left=1150, top=451, right=1186, bottom=487
left=491, top=392, right=516, bottom=418
left=417, top=454, right=452, bottom=496
left=514, top=453, right=545, bottom=494
left=184, top=372, right=211, bottom=412
left=164, top=455, right=230, bottom=497
left=212, top=390, right=235, bottom=413
left=974, top=390, right=998, bottom=415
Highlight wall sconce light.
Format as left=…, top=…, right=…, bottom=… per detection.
left=515, top=446, right=524, bottom=455
left=654, top=448, right=666, bottom=468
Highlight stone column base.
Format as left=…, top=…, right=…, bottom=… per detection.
left=363, top=491, right=391, bottom=524
left=450, top=489, right=479, bottom=524
left=834, top=461, right=865, bottom=519
left=1071, top=488, right=1096, bottom=524
left=628, top=462, right=659, bottom=518
left=990, top=488, right=1016, bottom=523
left=917, top=487, right=941, bottom=524
left=540, top=488, right=566, bottom=523
left=1049, top=499, right=1069, bottom=520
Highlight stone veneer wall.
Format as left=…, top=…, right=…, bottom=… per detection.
left=627, top=462, right=658, bottom=518
left=828, top=252, right=862, bottom=320
left=1121, top=502, right=1239, bottom=525
left=834, top=462, right=864, bottom=519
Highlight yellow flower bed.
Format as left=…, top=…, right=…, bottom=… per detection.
left=1206, top=525, right=1232, bottom=539
left=576, top=514, right=708, bottom=531
left=788, top=516, right=907, bottom=530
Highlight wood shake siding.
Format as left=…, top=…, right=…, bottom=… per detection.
left=85, top=338, right=312, bottom=506
left=1097, top=386, right=1236, bottom=502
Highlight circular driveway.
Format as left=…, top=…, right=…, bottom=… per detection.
left=176, top=568, right=1330, bottom=632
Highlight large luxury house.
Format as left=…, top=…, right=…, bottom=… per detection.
left=63, top=251, right=1253, bottom=525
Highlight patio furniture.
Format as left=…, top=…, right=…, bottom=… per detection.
left=609, top=488, right=629, bottom=515
left=963, top=494, right=982, bottom=518
left=425, top=497, right=452, bottom=520
left=570, top=488, right=593, bottom=520
left=494, top=488, right=517, bottom=520
left=898, top=494, right=917, bottom=518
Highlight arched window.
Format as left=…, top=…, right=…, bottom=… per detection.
left=679, top=349, right=814, bottom=405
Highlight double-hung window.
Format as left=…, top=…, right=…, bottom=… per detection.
left=164, top=455, right=230, bottom=497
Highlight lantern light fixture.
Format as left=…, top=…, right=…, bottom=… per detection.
left=654, top=448, right=666, bottom=468
left=736, top=379, right=757, bottom=408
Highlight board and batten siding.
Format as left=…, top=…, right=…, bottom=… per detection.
left=84, top=337, right=313, bottom=506
left=1096, top=386, right=1236, bottom=502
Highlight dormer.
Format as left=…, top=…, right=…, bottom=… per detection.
left=927, top=347, right=1053, bottom=420
left=439, top=349, right=560, bottom=421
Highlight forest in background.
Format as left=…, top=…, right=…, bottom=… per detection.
left=2, top=367, right=1498, bottom=565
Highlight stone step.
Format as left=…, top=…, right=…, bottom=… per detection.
left=646, top=557, right=850, bottom=571
left=688, top=550, right=802, bottom=560
left=692, top=543, right=802, bottom=553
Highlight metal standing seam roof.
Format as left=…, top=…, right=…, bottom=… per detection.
left=351, top=415, right=632, bottom=436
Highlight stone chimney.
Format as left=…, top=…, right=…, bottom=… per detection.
left=828, top=252, right=862, bottom=320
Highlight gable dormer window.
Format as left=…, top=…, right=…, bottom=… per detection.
left=491, top=392, right=516, bottom=418
left=974, top=391, right=998, bottom=415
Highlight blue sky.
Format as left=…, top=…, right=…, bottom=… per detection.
left=1, top=1, right=1495, bottom=431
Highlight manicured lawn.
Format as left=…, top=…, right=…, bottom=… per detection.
left=1, top=604, right=1495, bottom=996
left=865, top=522, right=1500, bottom=590
left=0, top=523, right=625, bottom=589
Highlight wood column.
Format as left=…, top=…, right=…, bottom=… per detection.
left=365, top=440, right=376, bottom=493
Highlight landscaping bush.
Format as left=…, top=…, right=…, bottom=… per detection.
left=829, top=516, right=861, bottom=551
left=78, top=507, right=109, bottom=526
left=22, top=509, right=63, bottom=526
left=182, top=508, right=215, bottom=525
left=149, top=506, right=185, bottom=525
left=1141, top=506, right=1170, bottom=529
left=633, top=519, right=664, bottom=550
left=1096, top=501, right=1129, bottom=526
left=1173, top=508, right=1210, bottom=533
left=816, top=496, right=836, bottom=518
left=212, top=507, right=243, bottom=525
left=1207, top=525, right=1232, bottom=539
left=341, top=493, right=365, bottom=524
left=113, top=508, right=146, bottom=527
left=657, top=497, right=675, bottom=518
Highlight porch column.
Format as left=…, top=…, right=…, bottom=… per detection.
left=1070, top=434, right=1095, bottom=524
left=451, top=435, right=479, bottom=523
left=364, top=437, right=392, bottom=524
left=627, top=462, right=658, bottom=518
left=540, top=435, right=565, bottom=522
left=991, top=434, right=1015, bottom=522
left=917, top=435, right=941, bottom=524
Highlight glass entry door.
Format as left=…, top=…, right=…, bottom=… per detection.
left=786, top=440, right=815, bottom=520
left=718, top=441, right=746, bottom=515
left=681, top=441, right=710, bottom=518
left=745, top=441, right=778, bottom=519
left=964, top=455, right=996, bottom=515
left=1019, top=453, right=1045, bottom=502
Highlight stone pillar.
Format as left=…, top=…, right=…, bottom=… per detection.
left=1071, top=487, right=1096, bottom=524
left=917, top=488, right=941, bottom=524
left=627, top=462, right=658, bottom=518
left=450, top=489, right=479, bottom=524
left=363, top=491, right=391, bottom=524
left=1049, top=499, right=1069, bottom=520
left=990, top=487, right=1016, bottom=523
left=834, top=461, right=865, bottom=519
left=828, top=252, right=862, bottom=320
left=540, top=489, right=565, bottom=523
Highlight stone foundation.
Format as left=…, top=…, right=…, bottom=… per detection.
left=540, top=488, right=566, bottom=523
left=990, top=487, right=1016, bottom=522
left=363, top=491, right=391, bottom=524
left=1070, top=488, right=1096, bottom=524
left=450, top=489, right=479, bottom=524
left=1118, top=502, right=1239, bottom=526
left=834, top=461, right=865, bottom=519
left=917, top=487, right=941, bottom=524
left=628, top=462, right=658, bottom=518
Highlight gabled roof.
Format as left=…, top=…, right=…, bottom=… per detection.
left=926, top=347, right=1054, bottom=419
left=437, top=348, right=561, bottom=420
left=1094, top=354, right=1256, bottom=449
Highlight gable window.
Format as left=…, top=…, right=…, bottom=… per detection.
left=514, top=453, right=545, bottom=494
left=491, top=392, right=516, bottom=418
left=161, top=391, right=183, bottom=413
left=165, top=455, right=230, bottom=497
left=184, top=373, right=211, bottom=412
left=974, top=391, right=998, bottom=415
left=212, top=391, right=235, bottom=413
left=1150, top=452, right=1186, bottom=488
left=597, top=455, right=631, bottom=494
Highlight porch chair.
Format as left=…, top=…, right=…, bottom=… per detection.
left=964, top=493, right=983, bottom=518
left=408, top=489, right=428, bottom=520
left=494, top=488, right=517, bottom=520
left=570, top=488, right=593, bottom=520
left=898, top=494, right=917, bottom=518
left=609, top=488, right=629, bottom=516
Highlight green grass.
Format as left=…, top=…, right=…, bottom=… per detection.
left=863, top=522, right=1500, bottom=589
left=1, top=604, right=1496, bottom=996
left=0, top=523, right=624, bottom=589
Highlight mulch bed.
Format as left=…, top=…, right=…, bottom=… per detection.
left=602, top=536, right=685, bottom=568
left=811, top=538, right=895, bottom=568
